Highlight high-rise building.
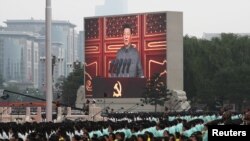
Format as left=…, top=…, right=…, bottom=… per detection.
left=77, top=31, right=84, bottom=62
left=0, top=31, right=39, bottom=88
left=95, top=0, right=128, bottom=16
left=3, top=19, right=77, bottom=89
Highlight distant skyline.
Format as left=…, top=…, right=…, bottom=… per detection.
left=0, top=0, right=250, bottom=38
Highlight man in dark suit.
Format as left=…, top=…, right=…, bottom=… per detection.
left=114, top=24, right=144, bottom=78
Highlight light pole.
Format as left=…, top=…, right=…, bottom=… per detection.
left=67, top=63, right=73, bottom=74
left=45, top=0, right=52, bottom=122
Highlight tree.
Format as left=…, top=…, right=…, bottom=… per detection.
left=54, top=76, right=65, bottom=99
left=61, top=61, right=84, bottom=107
left=141, top=73, right=171, bottom=112
left=184, top=34, right=250, bottom=111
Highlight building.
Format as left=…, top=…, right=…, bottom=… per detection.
left=77, top=31, right=84, bottom=62
left=0, top=31, right=39, bottom=88
left=95, top=0, right=128, bottom=16
left=3, top=19, right=77, bottom=89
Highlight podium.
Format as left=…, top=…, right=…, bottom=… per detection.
left=92, top=77, right=147, bottom=98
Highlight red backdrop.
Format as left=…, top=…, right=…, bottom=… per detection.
left=85, top=12, right=167, bottom=97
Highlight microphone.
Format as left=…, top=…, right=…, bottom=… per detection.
left=109, top=60, right=115, bottom=74
left=116, top=59, right=123, bottom=77
left=121, top=59, right=127, bottom=76
left=112, top=59, right=119, bottom=77
left=126, top=58, right=131, bottom=76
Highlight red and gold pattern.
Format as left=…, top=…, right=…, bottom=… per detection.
left=104, top=15, right=139, bottom=39
left=85, top=18, right=101, bottom=40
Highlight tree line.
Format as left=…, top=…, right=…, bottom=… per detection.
left=184, top=33, right=250, bottom=110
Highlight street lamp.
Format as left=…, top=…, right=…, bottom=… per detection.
left=40, top=55, right=61, bottom=78
left=25, top=88, right=39, bottom=95
left=57, top=57, right=64, bottom=76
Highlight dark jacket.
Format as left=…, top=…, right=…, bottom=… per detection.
left=116, top=45, right=144, bottom=77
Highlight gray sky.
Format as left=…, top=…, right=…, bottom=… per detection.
left=0, top=0, right=249, bottom=38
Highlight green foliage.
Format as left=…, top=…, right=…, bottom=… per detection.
left=61, top=63, right=84, bottom=107
left=141, top=73, right=171, bottom=112
left=184, top=34, right=250, bottom=110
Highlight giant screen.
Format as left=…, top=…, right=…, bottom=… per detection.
left=84, top=12, right=167, bottom=98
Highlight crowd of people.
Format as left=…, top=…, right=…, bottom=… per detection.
left=0, top=108, right=249, bottom=141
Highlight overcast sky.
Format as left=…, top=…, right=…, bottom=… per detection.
left=0, top=0, right=249, bottom=38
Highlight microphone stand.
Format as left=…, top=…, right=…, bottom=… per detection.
left=126, top=59, right=131, bottom=77
left=112, top=59, right=118, bottom=78
left=121, top=59, right=127, bottom=77
left=116, top=59, right=123, bottom=77
left=109, top=60, right=115, bottom=78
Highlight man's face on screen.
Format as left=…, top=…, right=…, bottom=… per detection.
left=123, top=28, right=132, bottom=46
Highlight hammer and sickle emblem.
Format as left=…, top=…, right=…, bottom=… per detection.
left=113, top=81, right=122, bottom=97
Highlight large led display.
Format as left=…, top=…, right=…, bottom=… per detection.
left=84, top=12, right=167, bottom=98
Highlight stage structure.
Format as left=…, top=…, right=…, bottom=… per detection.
left=83, top=11, right=187, bottom=112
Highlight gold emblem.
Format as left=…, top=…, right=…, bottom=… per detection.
left=113, top=81, right=122, bottom=97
